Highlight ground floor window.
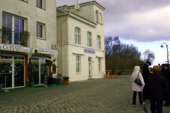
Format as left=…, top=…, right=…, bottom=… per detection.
left=30, top=57, right=48, bottom=86
left=97, top=58, right=102, bottom=72
left=76, top=55, right=81, bottom=73
left=0, top=55, right=25, bottom=89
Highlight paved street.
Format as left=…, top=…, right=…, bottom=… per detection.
left=0, top=76, right=170, bottom=113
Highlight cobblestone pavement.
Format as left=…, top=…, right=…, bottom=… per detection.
left=0, top=76, right=170, bottom=113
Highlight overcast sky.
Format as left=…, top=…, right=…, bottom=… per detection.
left=58, top=0, right=170, bottom=42
left=57, top=0, right=170, bottom=64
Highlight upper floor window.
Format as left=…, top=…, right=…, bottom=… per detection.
left=87, top=31, right=92, bottom=47
left=97, top=35, right=102, bottom=49
left=99, top=12, right=103, bottom=24
left=74, top=27, right=81, bottom=45
left=36, top=0, right=46, bottom=9
left=96, top=10, right=99, bottom=23
left=36, top=22, right=46, bottom=40
left=20, top=0, right=28, bottom=3
left=2, top=12, right=27, bottom=46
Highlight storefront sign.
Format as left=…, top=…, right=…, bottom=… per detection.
left=36, top=48, right=56, bottom=55
left=0, top=44, right=31, bottom=53
left=84, top=48, right=95, bottom=54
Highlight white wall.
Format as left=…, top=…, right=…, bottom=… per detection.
left=0, top=0, right=57, bottom=50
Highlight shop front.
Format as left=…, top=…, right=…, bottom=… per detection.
left=0, top=44, right=30, bottom=89
left=29, top=48, right=56, bottom=86
left=0, top=55, right=25, bottom=89
left=30, top=56, right=49, bottom=86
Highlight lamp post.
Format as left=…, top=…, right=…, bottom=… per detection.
left=161, top=42, right=169, bottom=69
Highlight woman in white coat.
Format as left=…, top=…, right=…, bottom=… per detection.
left=130, top=66, right=145, bottom=105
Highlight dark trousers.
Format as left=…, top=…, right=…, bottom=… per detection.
left=132, top=91, right=143, bottom=104
left=150, top=99, right=163, bottom=113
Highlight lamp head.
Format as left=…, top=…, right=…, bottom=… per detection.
left=160, top=45, right=164, bottom=48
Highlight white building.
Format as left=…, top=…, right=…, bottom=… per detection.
left=0, top=0, right=57, bottom=89
left=57, top=1, right=106, bottom=81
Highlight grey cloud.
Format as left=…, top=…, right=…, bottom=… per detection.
left=58, top=0, right=170, bottom=41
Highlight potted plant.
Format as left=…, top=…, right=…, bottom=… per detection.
left=1, top=27, right=9, bottom=44
left=21, top=31, right=30, bottom=46
left=63, top=76, right=69, bottom=85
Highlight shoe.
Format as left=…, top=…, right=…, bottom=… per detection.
left=143, top=102, right=148, bottom=113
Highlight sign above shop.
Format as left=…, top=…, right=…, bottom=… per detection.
left=0, top=44, right=31, bottom=53
left=84, top=48, right=95, bottom=54
left=36, top=48, right=56, bottom=55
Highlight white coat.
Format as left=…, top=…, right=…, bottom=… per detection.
left=130, top=66, right=145, bottom=92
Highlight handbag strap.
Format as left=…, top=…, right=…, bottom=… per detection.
left=136, top=72, right=140, bottom=79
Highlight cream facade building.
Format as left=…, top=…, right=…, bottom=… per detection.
left=0, top=0, right=57, bottom=89
left=57, top=1, right=106, bottom=81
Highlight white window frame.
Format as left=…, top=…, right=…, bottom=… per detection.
left=97, top=35, right=102, bottom=49
left=98, top=58, right=102, bottom=72
left=36, top=0, right=46, bottom=10
left=74, top=27, right=81, bottom=45
left=76, top=55, right=81, bottom=73
left=96, top=10, right=99, bottom=24
left=36, top=22, right=46, bottom=40
left=87, top=31, right=92, bottom=47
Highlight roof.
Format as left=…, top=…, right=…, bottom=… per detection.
left=57, top=0, right=105, bottom=10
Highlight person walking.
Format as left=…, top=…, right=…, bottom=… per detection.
left=130, top=66, right=145, bottom=105
left=147, top=66, right=168, bottom=113
left=161, top=64, right=170, bottom=106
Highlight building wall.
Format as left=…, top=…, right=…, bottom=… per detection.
left=57, top=2, right=106, bottom=81
left=0, top=0, right=57, bottom=88
left=0, top=0, right=57, bottom=50
left=67, top=16, right=105, bottom=81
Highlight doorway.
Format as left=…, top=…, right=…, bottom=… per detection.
left=88, top=57, right=93, bottom=79
left=31, top=57, right=48, bottom=86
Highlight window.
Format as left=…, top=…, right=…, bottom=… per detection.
left=20, top=0, right=28, bottom=3
left=97, top=35, right=101, bottom=49
left=74, top=27, right=81, bottom=45
left=76, top=55, right=81, bottom=73
left=98, top=58, right=102, bottom=72
left=2, top=12, right=26, bottom=45
left=96, top=10, right=99, bottom=23
left=87, top=31, right=92, bottom=47
left=99, top=13, right=103, bottom=24
left=36, top=0, right=46, bottom=9
left=36, top=22, right=46, bottom=40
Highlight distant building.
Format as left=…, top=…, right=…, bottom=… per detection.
left=0, top=0, right=57, bottom=89
left=57, top=1, right=106, bottom=81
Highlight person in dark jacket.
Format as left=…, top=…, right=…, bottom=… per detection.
left=147, top=66, right=168, bottom=113
left=161, top=64, right=170, bottom=106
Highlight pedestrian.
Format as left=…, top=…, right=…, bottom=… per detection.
left=130, top=66, right=145, bottom=105
left=142, top=61, right=152, bottom=112
left=146, top=66, right=168, bottom=113
left=161, top=64, right=170, bottom=106
left=142, top=61, right=151, bottom=100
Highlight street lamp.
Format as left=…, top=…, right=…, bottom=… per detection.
left=160, top=42, right=169, bottom=67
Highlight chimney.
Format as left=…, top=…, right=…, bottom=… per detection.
left=74, top=0, right=80, bottom=10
